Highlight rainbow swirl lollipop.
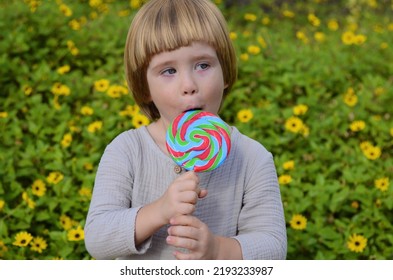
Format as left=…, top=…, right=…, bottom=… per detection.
left=166, top=110, right=231, bottom=172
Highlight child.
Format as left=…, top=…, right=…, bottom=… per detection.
left=85, top=0, right=287, bottom=260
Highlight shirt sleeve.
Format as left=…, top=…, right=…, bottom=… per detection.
left=84, top=132, right=152, bottom=259
left=233, top=143, right=287, bottom=260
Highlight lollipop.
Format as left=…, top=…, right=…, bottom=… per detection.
left=166, top=110, right=231, bottom=172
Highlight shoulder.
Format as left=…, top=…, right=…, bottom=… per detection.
left=229, top=127, right=276, bottom=181
left=103, top=127, right=151, bottom=159
left=231, top=127, right=272, bottom=160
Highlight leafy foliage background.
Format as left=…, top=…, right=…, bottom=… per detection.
left=0, top=0, right=392, bottom=259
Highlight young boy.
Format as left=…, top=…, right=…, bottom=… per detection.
left=85, top=0, right=287, bottom=260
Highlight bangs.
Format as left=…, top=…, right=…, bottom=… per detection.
left=128, top=0, right=229, bottom=71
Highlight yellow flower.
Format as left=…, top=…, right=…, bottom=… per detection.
left=379, top=42, right=389, bottom=50
left=61, top=133, right=72, bottom=148
left=132, top=114, right=150, bottom=128
left=13, top=232, right=33, bottom=247
left=347, top=234, right=367, bottom=253
left=0, top=240, right=8, bottom=257
left=32, top=179, right=46, bottom=197
left=342, top=31, right=356, bottom=45
left=229, top=32, right=237, bottom=40
left=79, top=187, right=92, bottom=199
left=0, top=112, right=8, bottom=118
left=51, top=82, right=71, bottom=96
left=354, top=34, right=367, bottom=45
left=118, top=9, right=130, bottom=17
left=314, top=32, right=325, bottom=42
left=285, top=116, right=304, bottom=133
left=46, top=171, right=64, bottom=184
left=296, top=31, right=309, bottom=44
left=69, top=46, right=79, bottom=56
left=349, top=120, right=366, bottom=132
left=290, top=214, right=307, bottom=230
left=59, top=4, right=72, bottom=17
left=261, top=17, right=270, bottom=25
left=300, top=124, right=310, bottom=137
left=119, top=105, right=140, bottom=117
left=360, top=141, right=372, bottom=151
left=87, top=120, right=103, bottom=133
left=283, top=160, right=295, bottom=170
left=22, top=192, right=35, bottom=209
left=0, top=200, right=5, bottom=211
left=247, top=45, right=261, bottom=55
left=244, top=13, right=257, bottom=22
left=107, top=85, right=128, bottom=98
left=308, top=13, right=320, bottom=27
left=130, top=0, right=142, bottom=9
left=81, top=106, right=94, bottom=116
left=375, top=177, right=389, bottom=192
left=367, top=0, right=377, bottom=8
left=240, top=53, right=249, bottom=61
left=296, top=31, right=307, bottom=40
left=282, top=10, right=295, bottom=18
left=23, top=85, right=33, bottom=96
left=83, top=162, right=94, bottom=171
left=390, top=127, right=393, bottom=137
left=237, top=109, right=253, bottom=123
left=30, top=237, right=47, bottom=253
left=67, top=226, right=84, bottom=241
left=89, top=0, right=102, bottom=8
left=278, top=174, right=292, bottom=185
left=343, top=92, right=358, bottom=107
left=293, top=104, right=308, bottom=115
left=362, top=145, right=381, bottom=160
left=60, top=215, right=73, bottom=230
left=374, top=87, right=386, bottom=96
left=57, top=65, right=70, bottom=75
left=69, top=19, right=81, bottom=31
left=327, top=19, right=339, bottom=31
left=257, top=36, right=267, bottom=48
left=94, top=79, right=110, bottom=92
left=351, top=201, right=360, bottom=209
left=53, top=95, right=61, bottom=110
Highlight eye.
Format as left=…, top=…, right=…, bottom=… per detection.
left=196, top=63, right=210, bottom=70
left=161, top=68, right=176, bottom=75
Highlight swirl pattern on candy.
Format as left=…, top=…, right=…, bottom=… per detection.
left=166, top=110, right=231, bottom=172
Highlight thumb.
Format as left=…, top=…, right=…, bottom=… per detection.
left=198, top=189, right=208, bottom=199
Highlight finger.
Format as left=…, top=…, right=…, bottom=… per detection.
left=178, top=191, right=199, bottom=204
left=168, top=224, right=198, bottom=239
left=198, top=189, right=208, bottom=199
left=180, top=170, right=199, bottom=184
left=166, top=235, right=198, bottom=251
left=173, top=250, right=194, bottom=260
left=176, top=203, right=196, bottom=216
left=170, top=214, right=201, bottom=227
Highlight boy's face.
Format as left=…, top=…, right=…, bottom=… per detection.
left=146, top=41, right=227, bottom=128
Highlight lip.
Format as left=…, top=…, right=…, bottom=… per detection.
left=183, top=105, right=204, bottom=112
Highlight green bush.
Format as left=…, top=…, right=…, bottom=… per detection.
left=0, top=0, right=392, bottom=260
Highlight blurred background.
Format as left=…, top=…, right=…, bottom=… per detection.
left=0, top=0, right=392, bottom=259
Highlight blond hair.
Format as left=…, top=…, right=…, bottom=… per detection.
left=124, top=0, right=237, bottom=120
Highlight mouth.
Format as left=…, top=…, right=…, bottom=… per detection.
left=183, top=107, right=203, bottom=113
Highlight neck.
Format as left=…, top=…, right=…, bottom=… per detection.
left=147, top=118, right=169, bottom=156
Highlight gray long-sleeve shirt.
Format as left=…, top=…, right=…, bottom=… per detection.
left=84, top=126, right=287, bottom=259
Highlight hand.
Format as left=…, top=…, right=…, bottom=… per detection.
left=166, top=215, right=218, bottom=260
left=158, top=171, right=207, bottom=224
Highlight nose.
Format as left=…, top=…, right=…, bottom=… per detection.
left=181, top=72, right=198, bottom=95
